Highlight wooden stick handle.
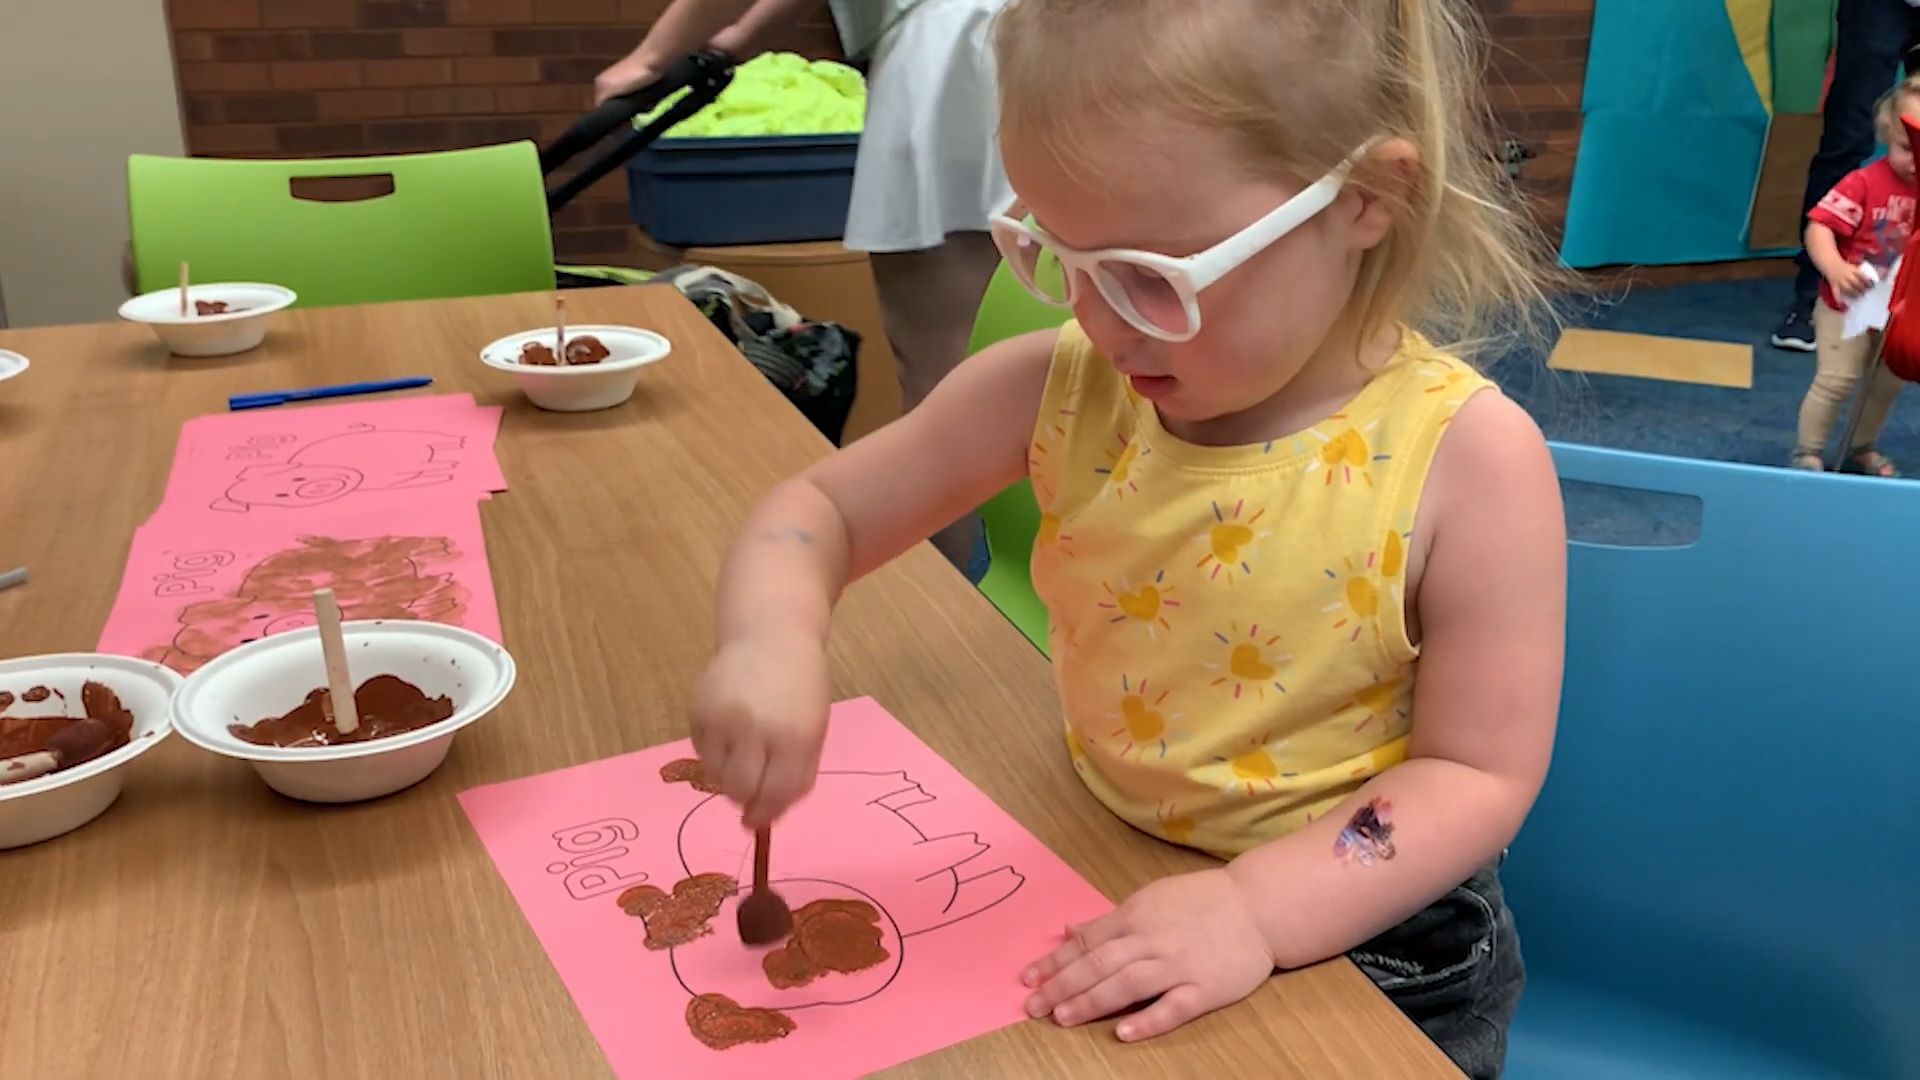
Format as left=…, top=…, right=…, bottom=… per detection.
left=178, top=261, right=189, bottom=317
left=0, top=750, right=60, bottom=786
left=313, top=588, right=360, bottom=735
left=751, top=826, right=771, bottom=892
left=556, top=294, right=568, bottom=366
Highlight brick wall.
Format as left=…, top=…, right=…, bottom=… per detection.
left=165, top=0, right=840, bottom=263
left=163, top=0, right=1785, bottom=282
left=1482, top=0, right=1591, bottom=241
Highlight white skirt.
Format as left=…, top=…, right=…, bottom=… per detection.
left=843, top=0, right=1013, bottom=254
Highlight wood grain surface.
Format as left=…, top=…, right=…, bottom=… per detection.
left=0, top=286, right=1460, bottom=1079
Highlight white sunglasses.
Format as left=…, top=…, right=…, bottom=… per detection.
left=988, top=149, right=1364, bottom=343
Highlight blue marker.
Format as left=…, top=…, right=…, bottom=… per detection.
left=229, top=377, right=433, bottom=411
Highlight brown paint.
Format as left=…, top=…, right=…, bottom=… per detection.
left=761, top=899, right=889, bottom=989
left=659, top=757, right=720, bottom=794
left=517, top=335, right=609, bottom=367
left=153, top=535, right=470, bottom=675
left=564, top=336, right=611, bottom=365
left=194, top=300, right=249, bottom=316
left=0, top=681, right=136, bottom=773
left=617, top=872, right=736, bottom=950
left=229, top=674, right=453, bottom=748
left=0, top=691, right=12, bottom=710
left=685, top=993, right=795, bottom=1050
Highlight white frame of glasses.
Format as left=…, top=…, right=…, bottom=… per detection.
left=988, top=150, right=1365, bottom=343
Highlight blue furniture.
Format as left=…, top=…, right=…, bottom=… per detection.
left=1504, top=445, right=1920, bottom=1079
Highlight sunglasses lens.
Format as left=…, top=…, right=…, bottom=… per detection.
left=1097, top=259, right=1191, bottom=337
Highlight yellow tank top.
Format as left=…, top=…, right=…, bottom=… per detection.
left=1029, top=322, right=1495, bottom=858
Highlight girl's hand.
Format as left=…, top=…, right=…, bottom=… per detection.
left=1021, top=868, right=1276, bottom=1042
left=687, top=632, right=831, bottom=827
left=1828, top=263, right=1874, bottom=299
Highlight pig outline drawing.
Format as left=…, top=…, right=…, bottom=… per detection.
left=210, top=424, right=466, bottom=513
left=631, top=766, right=1029, bottom=1024
left=144, top=534, right=471, bottom=675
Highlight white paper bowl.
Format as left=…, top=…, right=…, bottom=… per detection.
left=0, top=654, right=181, bottom=849
left=479, top=325, right=670, bottom=412
left=117, top=283, right=296, bottom=358
left=171, top=620, right=514, bottom=804
left=0, top=350, right=27, bottom=388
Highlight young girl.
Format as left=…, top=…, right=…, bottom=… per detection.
left=1790, top=77, right=1920, bottom=475
left=688, top=1, right=1566, bottom=1076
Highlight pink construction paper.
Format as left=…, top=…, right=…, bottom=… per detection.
left=162, top=394, right=506, bottom=515
left=459, top=698, right=1114, bottom=1080
left=96, top=496, right=500, bottom=675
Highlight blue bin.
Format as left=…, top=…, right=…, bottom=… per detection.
left=624, top=134, right=860, bottom=247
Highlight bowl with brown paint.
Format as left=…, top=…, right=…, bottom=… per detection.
left=478, top=325, right=670, bottom=412
left=118, top=283, right=296, bottom=358
left=0, top=654, right=182, bottom=849
left=170, top=620, right=514, bottom=803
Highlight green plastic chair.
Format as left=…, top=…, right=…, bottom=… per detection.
left=966, top=263, right=1073, bottom=652
left=127, top=144, right=555, bottom=308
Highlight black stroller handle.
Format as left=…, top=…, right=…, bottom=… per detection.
left=541, top=49, right=736, bottom=213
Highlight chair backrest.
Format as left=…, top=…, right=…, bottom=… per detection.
left=1505, top=444, right=1920, bottom=1075
left=967, top=263, right=1072, bottom=652
left=127, top=144, right=554, bottom=309
left=965, top=261, right=1073, bottom=355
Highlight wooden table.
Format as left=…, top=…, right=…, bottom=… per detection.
left=0, top=287, right=1460, bottom=1079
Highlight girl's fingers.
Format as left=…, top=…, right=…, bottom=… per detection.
left=1052, top=959, right=1175, bottom=1028
left=1021, top=912, right=1125, bottom=991
left=745, top=748, right=811, bottom=829
left=1023, top=935, right=1153, bottom=1019
left=1115, top=983, right=1211, bottom=1043
left=717, top=738, right=766, bottom=809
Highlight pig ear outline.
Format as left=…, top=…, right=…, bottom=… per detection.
left=209, top=497, right=250, bottom=513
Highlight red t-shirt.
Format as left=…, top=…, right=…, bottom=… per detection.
left=1808, top=157, right=1916, bottom=311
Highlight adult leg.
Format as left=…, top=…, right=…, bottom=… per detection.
left=869, top=230, right=1004, bottom=570
left=1777, top=0, right=1911, bottom=346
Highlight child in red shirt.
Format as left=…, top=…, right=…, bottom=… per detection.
left=1793, top=77, right=1920, bottom=475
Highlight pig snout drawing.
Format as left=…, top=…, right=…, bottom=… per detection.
left=210, top=427, right=466, bottom=512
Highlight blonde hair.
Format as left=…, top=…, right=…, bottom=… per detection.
left=1875, top=75, right=1920, bottom=142
left=994, top=0, right=1559, bottom=359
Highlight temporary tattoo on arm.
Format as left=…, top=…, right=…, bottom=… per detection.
left=1332, top=798, right=1396, bottom=867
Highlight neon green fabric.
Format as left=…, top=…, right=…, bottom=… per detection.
left=968, top=264, right=1073, bottom=654
left=557, top=264, right=654, bottom=285
left=639, top=52, right=867, bottom=138
left=128, top=144, right=554, bottom=309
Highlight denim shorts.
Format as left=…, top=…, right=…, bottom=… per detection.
left=1347, top=861, right=1525, bottom=1080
